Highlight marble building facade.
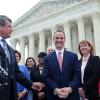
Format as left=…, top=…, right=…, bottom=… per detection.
left=10, top=0, right=100, bottom=64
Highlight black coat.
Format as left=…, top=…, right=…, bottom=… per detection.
left=0, top=44, right=32, bottom=100
left=30, top=66, right=46, bottom=100
left=79, top=55, right=100, bottom=99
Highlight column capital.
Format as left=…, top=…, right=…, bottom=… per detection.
left=63, top=21, right=70, bottom=29
left=39, top=30, right=45, bottom=35
left=10, top=38, right=17, bottom=49
left=19, top=36, right=26, bottom=40
left=10, top=38, right=17, bottom=43
left=76, top=16, right=84, bottom=24
left=28, top=33, right=35, bottom=39
left=63, top=21, right=70, bottom=25
left=91, top=13, right=100, bottom=19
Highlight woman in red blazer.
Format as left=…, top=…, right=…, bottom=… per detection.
left=78, top=40, right=100, bottom=100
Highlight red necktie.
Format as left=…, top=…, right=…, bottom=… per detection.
left=57, top=52, right=63, bottom=70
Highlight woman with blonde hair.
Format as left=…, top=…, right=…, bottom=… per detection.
left=78, top=40, right=100, bottom=100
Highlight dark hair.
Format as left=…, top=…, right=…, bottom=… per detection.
left=25, top=57, right=36, bottom=66
left=0, top=15, right=12, bottom=26
left=15, top=50, right=21, bottom=59
left=78, top=40, right=94, bottom=57
left=38, top=52, right=47, bottom=58
left=53, top=30, right=66, bottom=39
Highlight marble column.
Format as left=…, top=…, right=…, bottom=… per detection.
left=48, top=36, right=52, bottom=47
left=10, top=39, right=17, bottom=49
left=51, top=27, right=56, bottom=47
left=77, top=17, right=85, bottom=41
left=92, top=13, right=100, bottom=56
left=29, top=34, right=35, bottom=58
left=38, top=31, right=45, bottom=52
left=19, top=37, right=25, bottom=64
left=63, top=22, right=71, bottom=50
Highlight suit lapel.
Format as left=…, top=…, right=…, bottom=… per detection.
left=83, top=55, right=93, bottom=81
left=7, top=44, right=13, bottom=65
left=0, top=45, right=4, bottom=52
left=62, top=50, right=69, bottom=72
left=0, top=45, right=6, bottom=57
left=51, top=51, right=61, bottom=73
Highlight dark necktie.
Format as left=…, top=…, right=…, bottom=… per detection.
left=1, top=39, right=10, bottom=63
left=0, top=39, right=9, bottom=85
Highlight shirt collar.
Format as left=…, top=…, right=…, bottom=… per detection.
left=55, top=48, right=64, bottom=56
left=82, top=54, right=90, bottom=61
left=0, top=36, right=3, bottom=41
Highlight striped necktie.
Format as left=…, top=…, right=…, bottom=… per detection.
left=1, top=39, right=10, bottom=63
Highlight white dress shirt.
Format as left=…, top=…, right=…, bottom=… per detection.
left=0, top=36, right=4, bottom=48
left=81, top=54, right=90, bottom=83
left=55, top=48, right=64, bottom=58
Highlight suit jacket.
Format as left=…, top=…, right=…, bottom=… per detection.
left=30, top=65, right=44, bottom=82
left=42, top=50, right=81, bottom=100
left=79, top=55, right=100, bottom=98
left=0, top=44, right=32, bottom=100
left=30, top=66, right=46, bottom=100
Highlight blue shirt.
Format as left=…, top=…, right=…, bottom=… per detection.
left=17, top=65, right=30, bottom=92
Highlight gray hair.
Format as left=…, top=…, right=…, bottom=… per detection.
left=0, top=15, right=12, bottom=26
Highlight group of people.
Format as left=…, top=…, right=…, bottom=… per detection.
left=0, top=15, right=100, bottom=100
left=15, top=50, right=47, bottom=100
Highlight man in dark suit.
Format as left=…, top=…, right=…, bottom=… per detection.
left=0, top=15, right=44, bottom=100
left=43, top=31, right=81, bottom=100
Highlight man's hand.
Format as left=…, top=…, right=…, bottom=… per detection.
left=38, top=92, right=45, bottom=99
left=31, top=82, right=45, bottom=91
left=54, top=87, right=72, bottom=98
left=17, top=90, right=28, bottom=100
left=78, top=88, right=86, bottom=100
left=61, top=87, right=72, bottom=96
left=54, top=88, right=67, bottom=98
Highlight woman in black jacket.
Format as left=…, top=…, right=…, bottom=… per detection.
left=78, top=40, right=100, bottom=100
left=30, top=52, right=47, bottom=100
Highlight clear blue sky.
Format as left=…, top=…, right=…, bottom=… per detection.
left=0, top=0, right=41, bottom=22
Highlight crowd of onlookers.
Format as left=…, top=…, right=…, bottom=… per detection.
left=15, top=46, right=54, bottom=100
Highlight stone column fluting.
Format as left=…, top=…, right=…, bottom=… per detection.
left=38, top=31, right=45, bottom=52
left=92, top=13, right=100, bottom=56
left=29, top=34, right=35, bottom=58
left=77, top=17, right=85, bottom=41
left=63, top=22, right=72, bottom=50
left=19, top=37, right=25, bottom=64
